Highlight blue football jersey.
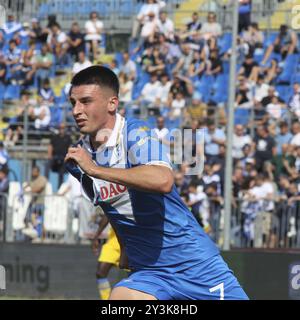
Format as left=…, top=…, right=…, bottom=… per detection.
left=66, top=114, right=219, bottom=271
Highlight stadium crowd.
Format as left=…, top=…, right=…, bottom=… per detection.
left=0, top=0, right=300, bottom=248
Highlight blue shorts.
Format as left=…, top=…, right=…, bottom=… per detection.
left=114, top=254, right=249, bottom=300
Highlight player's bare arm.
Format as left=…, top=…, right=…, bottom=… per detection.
left=92, top=215, right=109, bottom=256
left=64, top=146, right=174, bottom=194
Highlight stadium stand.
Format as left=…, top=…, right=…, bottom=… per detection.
left=0, top=0, right=300, bottom=248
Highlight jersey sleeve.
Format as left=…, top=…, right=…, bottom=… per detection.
left=126, top=119, right=172, bottom=169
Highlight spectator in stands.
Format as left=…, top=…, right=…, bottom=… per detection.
left=260, top=86, right=282, bottom=108
left=223, top=36, right=249, bottom=65
left=34, top=44, right=54, bottom=88
left=290, top=121, right=300, bottom=148
left=206, top=49, right=223, bottom=77
left=170, top=91, right=186, bottom=119
left=232, top=125, right=253, bottom=162
left=174, top=171, right=189, bottom=197
left=204, top=119, right=226, bottom=163
left=47, top=22, right=68, bottom=69
left=146, top=46, right=166, bottom=75
left=187, top=93, right=207, bottom=121
left=275, top=121, right=293, bottom=155
left=157, top=73, right=171, bottom=109
left=132, top=0, right=165, bottom=40
left=201, top=163, right=222, bottom=196
left=0, top=52, right=7, bottom=84
left=108, top=59, right=120, bottom=77
left=23, top=165, right=48, bottom=240
left=169, top=73, right=193, bottom=99
left=85, top=11, right=104, bottom=61
left=153, top=116, right=169, bottom=143
left=38, top=78, right=55, bottom=106
left=253, top=125, right=276, bottom=171
left=288, top=82, right=300, bottom=119
left=199, top=12, right=222, bottom=41
left=17, top=55, right=36, bottom=87
left=266, top=95, right=287, bottom=124
left=188, top=50, right=208, bottom=80
left=253, top=74, right=269, bottom=103
left=28, top=103, right=51, bottom=130
left=4, top=39, right=22, bottom=84
left=179, top=12, right=202, bottom=43
left=232, top=166, right=245, bottom=197
left=2, top=14, right=22, bottom=38
left=242, top=22, right=264, bottom=55
left=118, top=72, right=133, bottom=108
left=134, top=11, right=158, bottom=53
left=156, top=11, right=175, bottom=42
left=28, top=18, right=47, bottom=45
left=238, top=0, right=252, bottom=33
left=261, top=24, right=298, bottom=65
left=72, top=51, right=92, bottom=76
left=238, top=143, right=255, bottom=169
left=173, top=43, right=194, bottom=77
left=67, top=22, right=85, bottom=62
left=187, top=182, right=210, bottom=230
left=119, top=52, right=137, bottom=81
left=139, top=72, right=162, bottom=116
left=271, top=143, right=294, bottom=180
left=235, top=77, right=253, bottom=109
left=4, top=91, right=35, bottom=146
left=238, top=53, right=260, bottom=82
left=47, top=123, right=72, bottom=187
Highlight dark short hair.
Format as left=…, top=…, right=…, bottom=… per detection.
left=279, top=120, right=288, bottom=128
left=70, top=65, right=119, bottom=96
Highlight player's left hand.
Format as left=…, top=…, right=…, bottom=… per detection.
left=65, top=145, right=97, bottom=175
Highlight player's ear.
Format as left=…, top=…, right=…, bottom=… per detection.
left=108, top=96, right=119, bottom=112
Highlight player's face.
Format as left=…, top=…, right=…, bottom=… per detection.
left=69, top=85, right=118, bottom=137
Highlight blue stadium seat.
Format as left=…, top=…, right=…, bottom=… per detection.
left=119, top=1, right=133, bottom=18
left=218, top=33, right=232, bottom=55
left=37, top=3, right=49, bottom=19
left=277, top=54, right=299, bottom=84
left=165, top=117, right=181, bottom=130
left=115, top=52, right=123, bottom=66
left=146, top=115, right=157, bottom=129
left=49, top=106, right=63, bottom=128
left=4, top=84, right=21, bottom=100
left=0, top=83, right=5, bottom=101
left=8, top=159, right=22, bottom=182
left=210, top=74, right=229, bottom=103
left=234, top=108, right=250, bottom=125
left=292, top=73, right=300, bottom=84
left=62, top=0, right=76, bottom=17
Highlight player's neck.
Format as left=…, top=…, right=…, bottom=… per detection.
left=89, top=115, right=117, bottom=151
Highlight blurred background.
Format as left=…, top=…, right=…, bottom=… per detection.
left=0, top=0, right=300, bottom=300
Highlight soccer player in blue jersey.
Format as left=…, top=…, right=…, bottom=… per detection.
left=65, top=65, right=248, bottom=300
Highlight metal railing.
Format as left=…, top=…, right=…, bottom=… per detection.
left=0, top=192, right=8, bottom=242
left=210, top=197, right=300, bottom=249
left=1, top=189, right=300, bottom=249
